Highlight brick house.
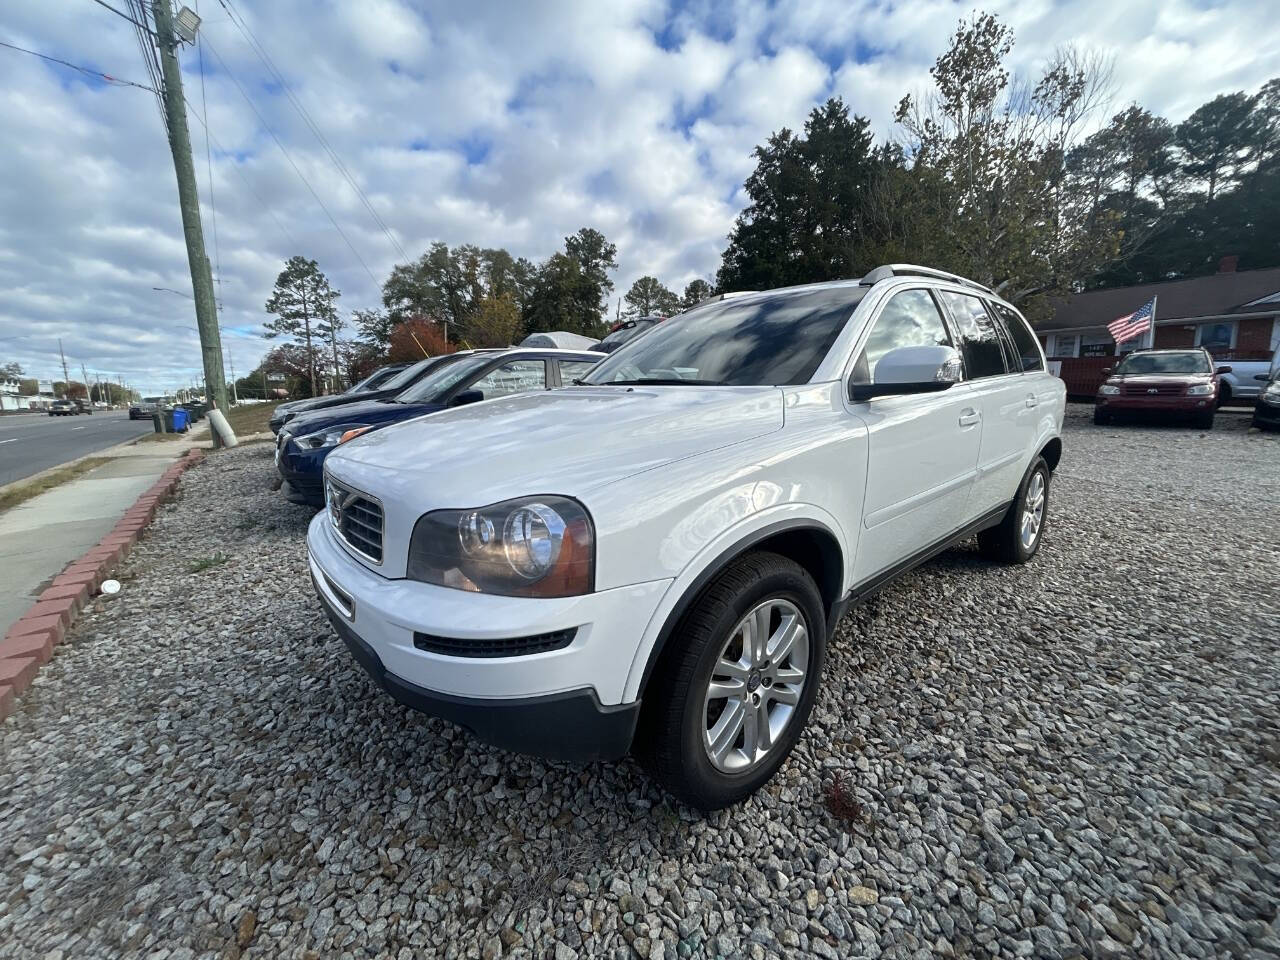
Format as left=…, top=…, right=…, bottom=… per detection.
left=1033, top=258, right=1280, bottom=398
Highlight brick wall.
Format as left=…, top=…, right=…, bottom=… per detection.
left=1233, top=317, right=1276, bottom=358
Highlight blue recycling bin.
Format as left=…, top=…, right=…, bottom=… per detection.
left=171, top=407, right=189, bottom=432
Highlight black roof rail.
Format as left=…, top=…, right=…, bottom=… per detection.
left=860, top=263, right=995, bottom=295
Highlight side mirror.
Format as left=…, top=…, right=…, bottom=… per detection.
left=849, top=345, right=963, bottom=402
left=1216, top=365, right=1232, bottom=375
left=1101, top=367, right=1111, bottom=375
left=450, top=389, right=484, bottom=407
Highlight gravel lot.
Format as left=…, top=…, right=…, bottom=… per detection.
left=2, top=408, right=1278, bottom=960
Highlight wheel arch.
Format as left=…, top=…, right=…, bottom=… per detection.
left=1039, top=436, right=1062, bottom=472
left=630, top=517, right=845, bottom=701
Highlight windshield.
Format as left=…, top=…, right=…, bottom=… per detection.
left=1115, top=351, right=1210, bottom=375
left=349, top=366, right=402, bottom=393
left=379, top=356, right=444, bottom=392
left=582, top=288, right=864, bottom=386
left=394, top=354, right=493, bottom=403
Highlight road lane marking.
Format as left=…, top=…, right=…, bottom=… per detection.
left=0, top=438, right=16, bottom=445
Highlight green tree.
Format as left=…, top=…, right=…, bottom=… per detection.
left=680, top=279, right=714, bottom=310
left=468, top=294, right=523, bottom=347
left=264, top=256, right=340, bottom=397
left=523, top=228, right=619, bottom=336
left=353, top=307, right=394, bottom=346
left=717, top=98, right=884, bottom=291
left=623, top=276, right=680, bottom=317
left=887, top=14, right=1118, bottom=310
left=1, top=361, right=22, bottom=380
left=1177, top=91, right=1261, bottom=201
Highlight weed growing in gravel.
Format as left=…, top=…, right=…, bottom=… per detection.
left=823, top=775, right=871, bottom=828
left=187, top=551, right=229, bottom=574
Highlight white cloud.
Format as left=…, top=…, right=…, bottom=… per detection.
left=0, top=0, right=1275, bottom=393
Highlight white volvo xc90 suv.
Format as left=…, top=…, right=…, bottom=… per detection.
left=308, top=265, right=1066, bottom=809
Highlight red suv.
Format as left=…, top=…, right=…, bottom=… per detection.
left=1094, top=348, right=1226, bottom=429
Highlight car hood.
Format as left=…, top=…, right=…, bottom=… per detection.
left=273, top=388, right=401, bottom=421
left=284, top=397, right=444, bottom=436
left=328, top=385, right=784, bottom=505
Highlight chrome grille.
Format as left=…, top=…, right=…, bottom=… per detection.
left=326, top=478, right=384, bottom=563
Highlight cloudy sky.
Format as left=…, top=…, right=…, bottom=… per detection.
left=1, top=0, right=1275, bottom=394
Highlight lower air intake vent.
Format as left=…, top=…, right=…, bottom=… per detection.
left=413, top=627, right=577, bottom=658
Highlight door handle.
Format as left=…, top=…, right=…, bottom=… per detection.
left=1025, top=395, right=1039, bottom=409
left=958, top=409, right=981, bottom=427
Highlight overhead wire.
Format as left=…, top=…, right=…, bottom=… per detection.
left=215, top=0, right=410, bottom=264
left=0, top=39, right=155, bottom=91
left=121, top=0, right=167, bottom=129
left=199, top=32, right=379, bottom=283
left=86, top=0, right=155, bottom=35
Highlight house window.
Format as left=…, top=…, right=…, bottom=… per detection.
left=1049, top=334, right=1078, bottom=358
left=1196, top=321, right=1235, bottom=352
left=1080, top=334, right=1113, bottom=357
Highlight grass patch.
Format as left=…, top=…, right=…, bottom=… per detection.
left=224, top=401, right=278, bottom=437
left=187, top=551, right=229, bottom=574
left=0, top=457, right=114, bottom=514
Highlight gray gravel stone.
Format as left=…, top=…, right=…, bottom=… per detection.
left=1, top=410, right=1278, bottom=959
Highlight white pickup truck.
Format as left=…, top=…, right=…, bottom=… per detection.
left=1218, top=344, right=1280, bottom=405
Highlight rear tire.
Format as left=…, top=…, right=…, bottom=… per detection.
left=1195, top=410, right=1215, bottom=430
left=635, top=551, right=826, bottom=811
left=977, top=457, right=1050, bottom=564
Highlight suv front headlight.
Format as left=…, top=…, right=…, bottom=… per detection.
left=293, top=424, right=370, bottom=450
left=407, top=496, right=594, bottom=598
left=1098, top=384, right=1120, bottom=395
left=1265, top=380, right=1280, bottom=399
left=1186, top=383, right=1213, bottom=396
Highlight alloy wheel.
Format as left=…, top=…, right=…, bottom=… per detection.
left=1020, top=470, right=1046, bottom=550
left=701, top=598, right=809, bottom=773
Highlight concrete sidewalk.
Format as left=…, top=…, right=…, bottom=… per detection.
left=0, top=439, right=206, bottom=637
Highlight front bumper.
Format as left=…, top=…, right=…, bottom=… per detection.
left=275, top=439, right=328, bottom=506
left=306, top=514, right=669, bottom=760
left=1254, top=395, right=1280, bottom=427
left=1096, top=394, right=1211, bottom=413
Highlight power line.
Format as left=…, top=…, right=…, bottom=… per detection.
left=182, top=96, right=299, bottom=248
left=215, top=0, right=410, bottom=264
left=86, top=0, right=155, bottom=35
left=0, top=39, right=155, bottom=91
left=200, top=32, right=379, bottom=283
left=121, top=0, right=167, bottom=129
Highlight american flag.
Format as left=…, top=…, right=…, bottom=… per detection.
left=1108, top=298, right=1156, bottom=344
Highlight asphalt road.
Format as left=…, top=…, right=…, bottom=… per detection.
left=0, top=411, right=154, bottom=486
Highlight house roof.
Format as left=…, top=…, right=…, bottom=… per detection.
left=1037, top=266, right=1280, bottom=332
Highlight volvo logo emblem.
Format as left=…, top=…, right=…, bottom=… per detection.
left=747, top=672, right=762, bottom=692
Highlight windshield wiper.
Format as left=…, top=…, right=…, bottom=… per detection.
left=603, top=378, right=726, bottom=386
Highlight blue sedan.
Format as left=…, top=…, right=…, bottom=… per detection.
left=275, top=348, right=602, bottom=506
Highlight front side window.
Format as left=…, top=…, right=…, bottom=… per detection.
left=938, top=290, right=1008, bottom=378
left=467, top=360, right=547, bottom=399
left=558, top=359, right=600, bottom=384
left=989, top=302, right=1046, bottom=372
left=851, top=289, right=952, bottom=384
left=394, top=355, right=491, bottom=403
left=583, top=287, right=865, bottom=386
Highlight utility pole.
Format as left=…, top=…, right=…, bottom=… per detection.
left=58, top=338, right=71, bottom=396
left=80, top=361, right=90, bottom=402
left=152, top=0, right=231, bottom=446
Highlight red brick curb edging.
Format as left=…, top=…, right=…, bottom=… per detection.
left=0, top=448, right=205, bottom=721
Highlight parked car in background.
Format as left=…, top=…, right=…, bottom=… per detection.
left=72, top=398, right=93, bottom=415
left=48, top=399, right=77, bottom=416
left=129, top=401, right=155, bottom=420
left=270, top=358, right=468, bottom=435
left=1216, top=344, right=1280, bottom=406
left=277, top=348, right=602, bottom=506
left=1094, top=348, right=1223, bottom=428
left=1253, top=368, right=1280, bottom=431
left=308, top=264, right=1064, bottom=809
left=591, top=316, right=664, bottom=354
left=268, top=364, right=409, bottom=433
left=518, top=331, right=600, bottom=350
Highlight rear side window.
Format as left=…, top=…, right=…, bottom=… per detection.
left=988, top=302, right=1045, bottom=372
left=938, top=291, right=1008, bottom=379
left=558, top=359, right=600, bottom=384
left=852, top=289, right=953, bottom=384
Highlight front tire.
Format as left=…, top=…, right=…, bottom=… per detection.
left=977, top=456, right=1050, bottom=564
left=1194, top=409, right=1215, bottom=430
left=1093, top=407, right=1111, bottom=426
left=636, top=552, right=826, bottom=810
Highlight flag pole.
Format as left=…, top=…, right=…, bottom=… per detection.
left=1148, top=295, right=1158, bottom=349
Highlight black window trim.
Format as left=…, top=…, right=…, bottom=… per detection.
left=985, top=298, right=1047, bottom=374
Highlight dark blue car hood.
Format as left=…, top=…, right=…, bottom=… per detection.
left=282, top=397, right=446, bottom=437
